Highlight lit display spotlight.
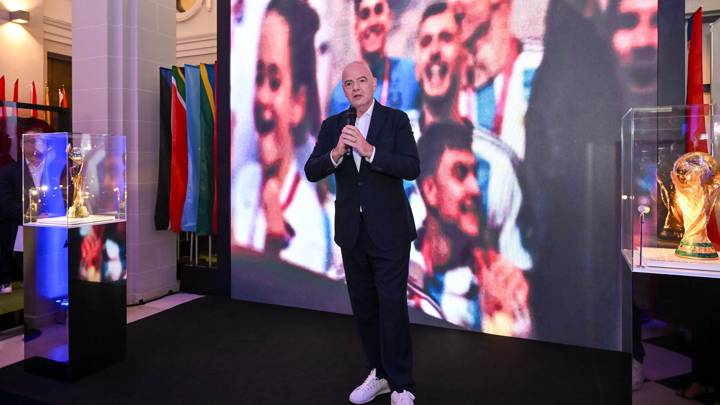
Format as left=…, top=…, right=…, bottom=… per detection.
left=55, top=297, right=69, bottom=308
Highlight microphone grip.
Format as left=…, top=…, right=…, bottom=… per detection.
left=344, top=108, right=357, bottom=157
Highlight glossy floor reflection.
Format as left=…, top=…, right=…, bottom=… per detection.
left=633, top=320, right=710, bottom=405
left=0, top=292, right=203, bottom=370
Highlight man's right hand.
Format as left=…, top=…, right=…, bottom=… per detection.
left=331, top=134, right=349, bottom=162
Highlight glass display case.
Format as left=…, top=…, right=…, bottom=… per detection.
left=22, top=132, right=127, bottom=380
left=22, top=132, right=127, bottom=227
left=621, top=105, right=720, bottom=278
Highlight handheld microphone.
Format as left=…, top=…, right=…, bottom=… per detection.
left=344, top=106, right=357, bottom=157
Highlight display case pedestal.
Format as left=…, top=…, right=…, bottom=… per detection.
left=23, top=223, right=127, bottom=381
left=21, top=132, right=128, bottom=380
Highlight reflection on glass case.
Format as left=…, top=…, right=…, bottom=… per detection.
left=22, top=132, right=126, bottom=227
left=621, top=105, right=720, bottom=278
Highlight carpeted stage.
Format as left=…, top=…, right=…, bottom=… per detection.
left=0, top=296, right=629, bottom=404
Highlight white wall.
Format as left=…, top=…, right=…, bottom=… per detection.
left=0, top=0, right=44, bottom=106
left=43, top=0, right=70, bottom=22
left=687, top=0, right=720, bottom=14
left=43, top=0, right=71, bottom=57
left=176, top=0, right=216, bottom=66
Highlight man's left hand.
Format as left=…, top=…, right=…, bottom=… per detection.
left=341, top=125, right=374, bottom=158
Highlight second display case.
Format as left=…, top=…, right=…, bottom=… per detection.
left=621, top=104, right=720, bottom=278
left=22, top=132, right=127, bottom=228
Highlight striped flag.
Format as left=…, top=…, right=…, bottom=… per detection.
left=197, top=63, right=215, bottom=236
left=182, top=64, right=202, bottom=232
left=213, top=61, right=218, bottom=235
left=169, top=66, right=189, bottom=232
left=155, top=68, right=173, bottom=230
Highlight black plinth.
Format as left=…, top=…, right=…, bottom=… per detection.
left=23, top=222, right=127, bottom=381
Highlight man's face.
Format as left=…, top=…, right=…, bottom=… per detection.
left=254, top=11, right=304, bottom=172
left=416, top=10, right=463, bottom=99
left=423, top=148, right=481, bottom=237
left=342, top=62, right=377, bottom=111
left=468, top=0, right=511, bottom=88
left=354, top=0, right=392, bottom=57
left=612, top=0, right=658, bottom=98
left=450, top=0, right=492, bottom=46
left=23, top=138, right=47, bottom=166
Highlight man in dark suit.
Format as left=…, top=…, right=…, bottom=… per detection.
left=0, top=134, right=21, bottom=293
left=305, top=61, right=419, bottom=405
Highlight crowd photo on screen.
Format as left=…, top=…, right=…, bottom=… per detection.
left=229, top=0, right=658, bottom=343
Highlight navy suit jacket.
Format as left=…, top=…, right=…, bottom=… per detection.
left=305, top=102, right=419, bottom=249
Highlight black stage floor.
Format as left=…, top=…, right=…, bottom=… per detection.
left=0, top=296, right=629, bottom=404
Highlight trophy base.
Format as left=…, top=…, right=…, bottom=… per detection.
left=675, top=240, right=719, bottom=260
left=659, top=227, right=684, bottom=242
left=68, top=206, right=90, bottom=219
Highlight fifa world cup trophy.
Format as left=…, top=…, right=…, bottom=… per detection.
left=671, top=152, right=720, bottom=259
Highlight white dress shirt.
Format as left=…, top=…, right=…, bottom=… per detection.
left=25, top=158, right=45, bottom=188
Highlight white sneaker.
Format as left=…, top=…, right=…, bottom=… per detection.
left=391, top=390, right=415, bottom=405
left=0, top=284, right=11, bottom=294
left=349, top=368, right=390, bottom=404
left=632, top=359, right=644, bottom=391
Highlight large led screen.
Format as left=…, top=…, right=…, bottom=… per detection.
left=230, top=0, right=658, bottom=349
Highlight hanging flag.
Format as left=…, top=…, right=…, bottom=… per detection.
left=61, top=85, right=68, bottom=108
left=155, top=68, right=173, bottom=230
left=213, top=61, right=218, bottom=235
left=686, top=6, right=705, bottom=153
left=30, top=81, right=38, bottom=118
left=182, top=64, right=202, bottom=232
left=0, top=75, right=5, bottom=118
left=169, top=66, right=189, bottom=232
left=58, top=87, right=65, bottom=107
left=196, top=63, right=215, bottom=236
left=12, top=79, right=18, bottom=116
left=685, top=7, right=720, bottom=248
left=44, top=83, right=52, bottom=126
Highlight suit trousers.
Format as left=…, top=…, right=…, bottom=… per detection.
left=341, top=213, right=414, bottom=391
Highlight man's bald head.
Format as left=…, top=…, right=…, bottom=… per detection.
left=341, top=61, right=377, bottom=114
left=342, top=60, right=373, bottom=80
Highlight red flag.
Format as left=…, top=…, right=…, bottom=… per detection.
left=686, top=7, right=705, bottom=153
left=0, top=75, right=5, bottom=118
left=685, top=7, right=720, bottom=248
left=31, top=81, right=37, bottom=118
left=61, top=86, right=68, bottom=108
left=12, top=79, right=18, bottom=116
left=169, top=66, right=188, bottom=232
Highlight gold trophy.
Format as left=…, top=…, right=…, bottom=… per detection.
left=67, top=146, right=90, bottom=218
left=25, top=187, right=39, bottom=222
left=657, top=175, right=684, bottom=240
left=671, top=152, right=720, bottom=259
